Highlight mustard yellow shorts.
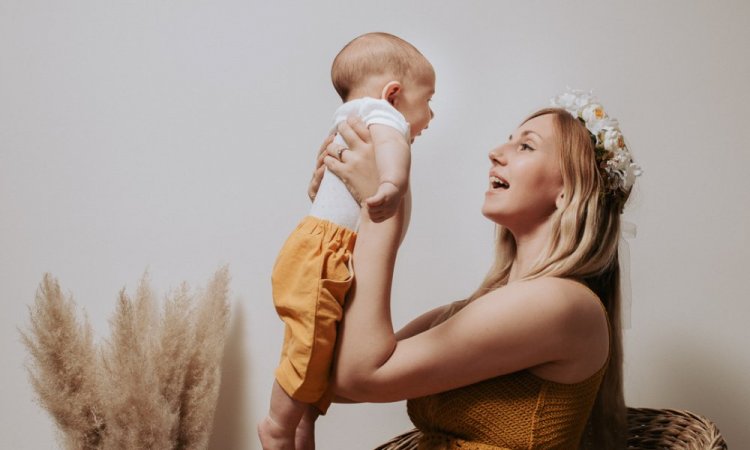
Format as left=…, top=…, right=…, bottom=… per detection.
left=272, top=216, right=356, bottom=407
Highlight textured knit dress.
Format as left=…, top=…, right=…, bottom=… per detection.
left=406, top=365, right=606, bottom=449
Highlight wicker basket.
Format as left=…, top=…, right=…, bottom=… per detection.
left=626, top=407, right=727, bottom=450
left=375, top=407, right=727, bottom=450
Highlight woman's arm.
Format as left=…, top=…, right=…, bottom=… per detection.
left=327, top=305, right=445, bottom=406
left=394, top=304, right=448, bottom=341
left=335, top=206, right=403, bottom=382
left=335, top=276, right=608, bottom=402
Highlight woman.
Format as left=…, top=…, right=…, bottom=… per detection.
left=310, top=90, right=640, bottom=449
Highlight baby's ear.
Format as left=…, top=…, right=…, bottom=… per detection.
left=381, top=81, right=402, bottom=105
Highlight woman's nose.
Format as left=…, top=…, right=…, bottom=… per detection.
left=488, top=146, right=506, bottom=164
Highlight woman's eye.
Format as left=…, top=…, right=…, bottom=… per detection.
left=520, top=143, right=534, bottom=151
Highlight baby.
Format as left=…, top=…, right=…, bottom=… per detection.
left=259, top=32, right=435, bottom=450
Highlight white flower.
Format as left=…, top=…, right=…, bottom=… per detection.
left=573, top=90, right=595, bottom=110
left=549, top=88, right=642, bottom=196
left=623, top=164, right=639, bottom=189
left=553, top=89, right=596, bottom=117
left=608, top=150, right=630, bottom=172
left=589, top=117, right=619, bottom=137
left=551, top=91, right=577, bottom=111
left=602, top=128, right=625, bottom=151
left=582, top=103, right=607, bottom=123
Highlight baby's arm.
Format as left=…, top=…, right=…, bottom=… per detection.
left=366, top=123, right=410, bottom=222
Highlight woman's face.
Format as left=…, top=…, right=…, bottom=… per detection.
left=482, top=113, right=564, bottom=231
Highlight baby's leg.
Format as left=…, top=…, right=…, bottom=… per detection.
left=258, top=381, right=307, bottom=450
left=264, top=217, right=354, bottom=449
left=295, top=406, right=319, bottom=450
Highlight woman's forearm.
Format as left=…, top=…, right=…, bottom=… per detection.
left=332, top=207, right=403, bottom=398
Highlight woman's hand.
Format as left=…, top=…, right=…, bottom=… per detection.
left=323, top=116, right=381, bottom=205
left=308, top=134, right=334, bottom=202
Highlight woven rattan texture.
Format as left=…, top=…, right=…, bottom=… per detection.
left=626, top=408, right=727, bottom=450
left=374, top=407, right=728, bottom=450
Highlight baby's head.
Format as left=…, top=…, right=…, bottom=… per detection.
left=332, top=32, right=435, bottom=139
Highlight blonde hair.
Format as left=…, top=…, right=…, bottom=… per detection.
left=436, top=108, right=630, bottom=449
left=331, top=32, right=433, bottom=101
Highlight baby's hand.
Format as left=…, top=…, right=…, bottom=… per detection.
left=365, top=182, right=402, bottom=223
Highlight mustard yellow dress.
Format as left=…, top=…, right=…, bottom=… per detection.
left=406, top=361, right=605, bottom=449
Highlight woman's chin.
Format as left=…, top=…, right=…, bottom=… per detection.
left=482, top=197, right=520, bottom=228
left=481, top=205, right=506, bottom=225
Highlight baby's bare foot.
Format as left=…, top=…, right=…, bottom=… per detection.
left=258, top=416, right=295, bottom=450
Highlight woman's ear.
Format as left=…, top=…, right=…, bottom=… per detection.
left=381, top=81, right=402, bottom=106
left=555, top=191, right=565, bottom=209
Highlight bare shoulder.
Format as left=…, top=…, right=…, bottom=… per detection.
left=491, top=277, right=610, bottom=383
left=473, top=277, right=604, bottom=323
left=450, top=276, right=609, bottom=361
left=516, top=277, right=603, bottom=317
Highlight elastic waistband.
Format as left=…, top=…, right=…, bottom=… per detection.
left=297, top=216, right=357, bottom=243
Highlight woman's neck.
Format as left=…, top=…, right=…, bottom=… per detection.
left=507, top=220, right=554, bottom=283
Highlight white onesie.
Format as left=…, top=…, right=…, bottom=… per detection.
left=309, top=97, right=410, bottom=230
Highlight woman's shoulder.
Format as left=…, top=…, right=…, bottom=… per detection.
left=490, top=277, right=609, bottom=383
left=458, top=276, right=607, bottom=346
left=469, top=276, right=609, bottom=378
left=485, top=276, right=604, bottom=321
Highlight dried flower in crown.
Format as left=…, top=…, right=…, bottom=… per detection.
left=551, top=89, right=643, bottom=193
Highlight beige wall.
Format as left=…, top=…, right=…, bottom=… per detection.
left=2, top=1, right=748, bottom=448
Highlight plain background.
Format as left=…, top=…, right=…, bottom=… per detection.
left=2, top=1, right=749, bottom=448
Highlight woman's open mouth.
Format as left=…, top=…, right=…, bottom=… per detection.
left=490, top=175, right=510, bottom=190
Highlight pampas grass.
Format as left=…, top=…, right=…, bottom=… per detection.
left=100, top=278, right=173, bottom=449
left=156, top=283, right=196, bottom=445
left=177, top=267, right=230, bottom=450
left=21, top=268, right=231, bottom=450
left=21, top=274, right=105, bottom=449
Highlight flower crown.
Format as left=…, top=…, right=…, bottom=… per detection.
left=550, top=89, right=642, bottom=194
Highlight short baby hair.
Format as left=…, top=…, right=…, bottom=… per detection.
left=331, top=32, right=433, bottom=101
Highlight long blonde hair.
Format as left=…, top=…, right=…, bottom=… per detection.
left=437, top=108, right=629, bottom=449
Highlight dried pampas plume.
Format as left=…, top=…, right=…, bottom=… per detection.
left=20, top=274, right=105, bottom=449
left=21, top=268, right=231, bottom=450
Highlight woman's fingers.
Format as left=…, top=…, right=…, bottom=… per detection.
left=309, top=134, right=335, bottom=202
left=323, top=152, right=340, bottom=171
left=347, top=115, right=371, bottom=142
left=324, top=154, right=362, bottom=204
left=326, top=141, right=350, bottom=162
left=337, top=116, right=370, bottom=150
left=308, top=164, right=325, bottom=202
left=317, top=134, right=334, bottom=165
left=324, top=116, right=379, bottom=203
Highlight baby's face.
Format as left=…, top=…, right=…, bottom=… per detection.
left=398, top=72, right=435, bottom=141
